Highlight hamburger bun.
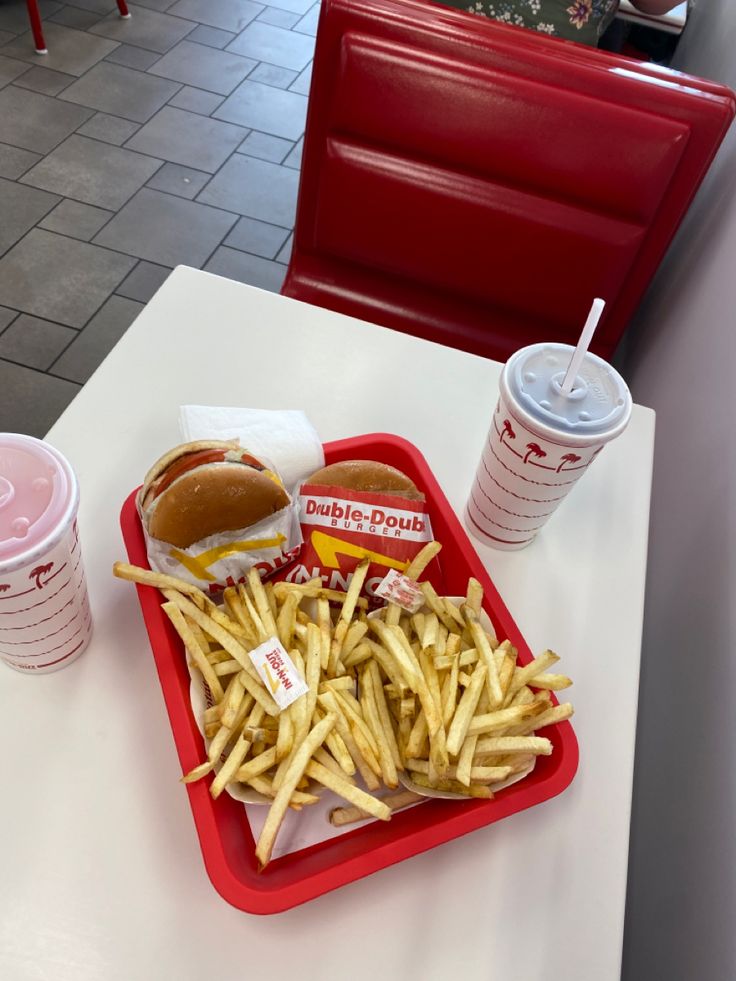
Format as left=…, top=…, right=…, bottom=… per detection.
left=140, top=440, right=290, bottom=548
left=306, top=460, right=424, bottom=501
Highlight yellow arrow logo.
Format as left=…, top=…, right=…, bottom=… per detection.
left=310, top=530, right=409, bottom=572
left=262, top=663, right=280, bottom=694
left=169, top=534, right=287, bottom=582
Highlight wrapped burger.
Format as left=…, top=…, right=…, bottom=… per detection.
left=281, top=459, right=444, bottom=604
left=137, top=440, right=301, bottom=594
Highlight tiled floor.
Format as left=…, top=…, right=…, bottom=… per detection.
left=0, top=0, right=314, bottom=436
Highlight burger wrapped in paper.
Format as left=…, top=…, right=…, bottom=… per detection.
left=137, top=440, right=301, bottom=594
left=281, top=459, right=444, bottom=603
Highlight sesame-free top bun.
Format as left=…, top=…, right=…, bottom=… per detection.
left=306, top=460, right=424, bottom=501
left=148, top=464, right=289, bottom=548
left=140, top=440, right=289, bottom=549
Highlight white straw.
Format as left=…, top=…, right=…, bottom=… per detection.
left=560, top=298, right=606, bottom=396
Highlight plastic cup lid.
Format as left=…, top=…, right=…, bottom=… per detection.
left=506, top=343, right=632, bottom=437
left=0, top=434, right=77, bottom=566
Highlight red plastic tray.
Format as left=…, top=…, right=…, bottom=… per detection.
left=120, top=433, right=578, bottom=913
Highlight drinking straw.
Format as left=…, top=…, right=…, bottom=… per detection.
left=560, top=298, right=606, bottom=396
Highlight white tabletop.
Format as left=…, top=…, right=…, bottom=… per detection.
left=0, top=267, right=655, bottom=981
left=617, top=1, right=688, bottom=34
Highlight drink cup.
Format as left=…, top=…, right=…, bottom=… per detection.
left=0, top=434, right=92, bottom=673
left=465, top=343, right=632, bottom=550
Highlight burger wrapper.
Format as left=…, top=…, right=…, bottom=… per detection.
left=137, top=485, right=302, bottom=596
left=276, top=482, right=445, bottom=603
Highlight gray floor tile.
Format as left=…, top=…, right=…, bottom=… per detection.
left=275, top=231, right=292, bottom=264
left=293, top=3, right=319, bottom=35
left=226, top=22, right=313, bottom=71
left=0, top=1, right=62, bottom=35
left=168, top=85, right=224, bottom=115
left=256, top=0, right=313, bottom=14
left=0, top=30, right=16, bottom=46
left=289, top=62, right=311, bottom=95
left=51, top=295, right=144, bottom=383
left=197, top=154, right=297, bottom=226
left=0, top=228, right=135, bottom=327
left=0, top=359, right=80, bottom=439
left=214, top=78, right=306, bottom=140
left=0, top=143, right=41, bottom=180
left=167, top=0, right=263, bottom=33
left=146, top=161, right=209, bottom=198
left=255, top=8, right=300, bottom=28
left=39, top=198, right=114, bottom=240
left=21, top=134, right=163, bottom=210
left=48, top=6, right=107, bottom=30
left=204, top=245, right=285, bottom=292
left=90, top=5, right=195, bottom=53
left=125, top=105, right=245, bottom=172
left=2, top=24, right=119, bottom=75
left=77, top=112, right=141, bottom=145
left=224, top=216, right=288, bottom=258
left=60, top=61, right=180, bottom=122
left=64, top=0, right=117, bottom=12
left=12, top=64, right=76, bottom=95
left=0, top=314, right=76, bottom=370
left=115, top=260, right=171, bottom=301
left=0, top=177, right=60, bottom=255
left=0, top=53, right=30, bottom=86
left=104, top=42, right=162, bottom=69
left=148, top=39, right=255, bottom=95
left=94, top=187, right=237, bottom=266
left=186, top=24, right=236, bottom=48
left=132, top=0, right=179, bottom=9
left=0, top=307, right=19, bottom=332
left=0, top=86, right=93, bottom=153
left=282, top=135, right=302, bottom=170
left=247, top=63, right=297, bottom=89
left=237, top=130, right=292, bottom=163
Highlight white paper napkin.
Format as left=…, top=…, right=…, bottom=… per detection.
left=179, top=405, right=324, bottom=492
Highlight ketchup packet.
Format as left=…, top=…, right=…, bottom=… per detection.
left=279, top=482, right=444, bottom=604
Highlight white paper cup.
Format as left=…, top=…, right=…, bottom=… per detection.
left=465, top=344, right=632, bottom=550
left=0, top=434, right=92, bottom=673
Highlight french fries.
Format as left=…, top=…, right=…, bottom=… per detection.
left=113, top=548, right=574, bottom=867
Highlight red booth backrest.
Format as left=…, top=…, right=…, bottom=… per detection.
left=282, top=0, right=735, bottom=362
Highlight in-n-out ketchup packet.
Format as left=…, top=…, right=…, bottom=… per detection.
left=279, top=482, right=445, bottom=603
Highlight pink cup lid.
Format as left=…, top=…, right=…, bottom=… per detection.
left=0, top=434, right=78, bottom=569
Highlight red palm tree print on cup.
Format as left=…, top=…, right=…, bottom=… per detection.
left=500, top=419, right=516, bottom=446
left=556, top=453, right=582, bottom=472
left=0, top=584, right=9, bottom=593
left=523, top=442, right=547, bottom=465
left=29, top=562, right=54, bottom=589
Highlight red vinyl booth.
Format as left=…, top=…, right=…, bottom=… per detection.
left=282, top=0, right=735, bottom=362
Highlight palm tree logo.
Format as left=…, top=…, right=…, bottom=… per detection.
left=557, top=453, right=582, bottom=473
left=0, top=583, right=10, bottom=593
left=29, top=562, right=54, bottom=589
left=523, top=442, right=547, bottom=465
left=500, top=419, right=516, bottom=446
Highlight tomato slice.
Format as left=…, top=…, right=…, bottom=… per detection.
left=240, top=452, right=265, bottom=470
left=153, top=450, right=226, bottom=499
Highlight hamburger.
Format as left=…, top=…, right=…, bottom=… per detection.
left=139, top=440, right=290, bottom=549
left=305, top=460, right=424, bottom=501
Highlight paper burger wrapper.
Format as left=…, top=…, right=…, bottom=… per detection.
left=277, top=482, right=445, bottom=604
left=137, top=457, right=302, bottom=596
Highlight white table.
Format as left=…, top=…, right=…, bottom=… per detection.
left=0, top=268, right=655, bottom=981
left=617, top=1, right=688, bottom=35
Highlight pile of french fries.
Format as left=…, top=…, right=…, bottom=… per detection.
left=114, top=542, right=573, bottom=868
